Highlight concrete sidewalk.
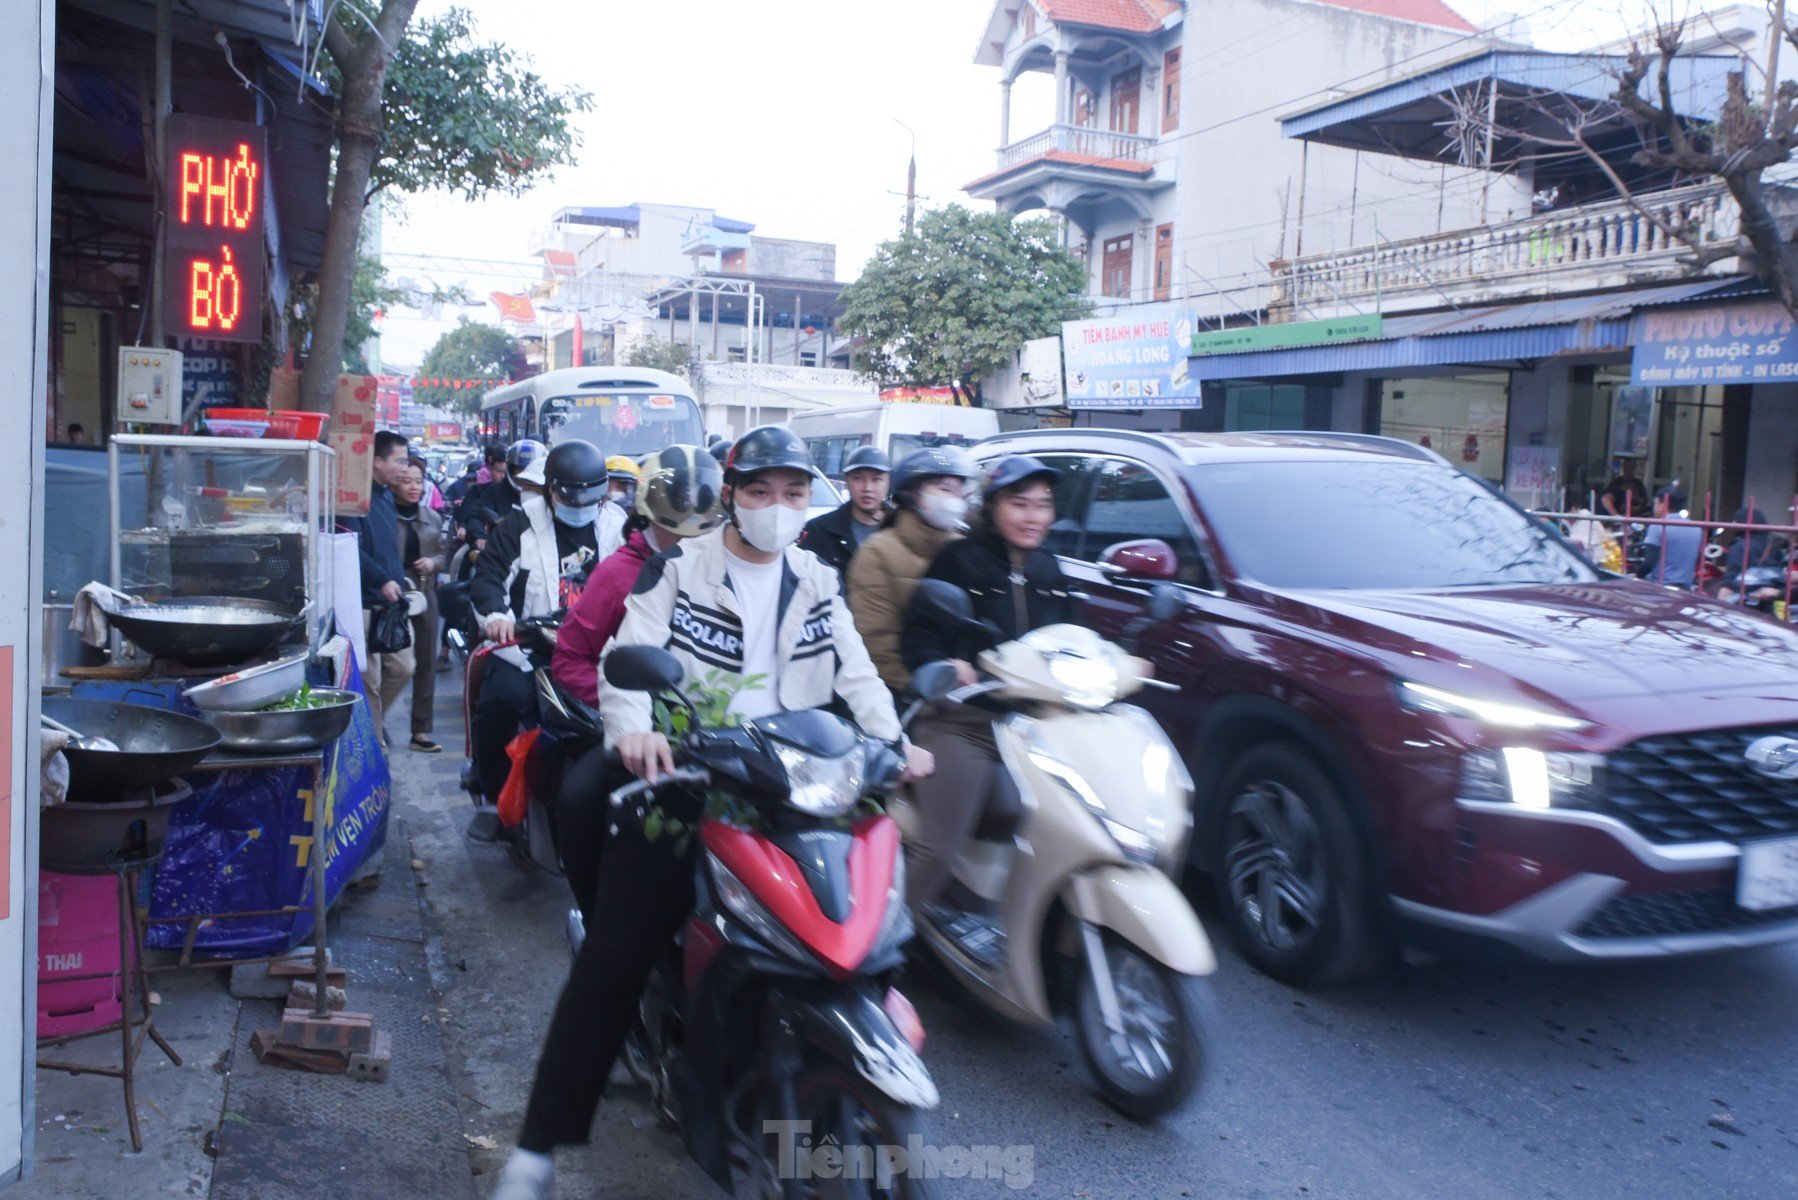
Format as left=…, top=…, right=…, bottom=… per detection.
left=16, top=690, right=480, bottom=1200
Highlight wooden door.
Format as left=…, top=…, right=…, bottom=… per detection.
left=1110, top=67, right=1140, bottom=135
left=1153, top=224, right=1173, bottom=301
left=1102, top=235, right=1133, bottom=299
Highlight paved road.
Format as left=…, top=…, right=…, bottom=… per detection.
left=396, top=686, right=1798, bottom=1200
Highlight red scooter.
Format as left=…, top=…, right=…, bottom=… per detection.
left=603, top=645, right=941, bottom=1199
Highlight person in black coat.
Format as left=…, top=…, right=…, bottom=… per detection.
left=799, top=445, right=891, bottom=577
left=900, top=455, right=1077, bottom=912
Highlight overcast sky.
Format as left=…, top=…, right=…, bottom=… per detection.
left=376, top=0, right=1695, bottom=367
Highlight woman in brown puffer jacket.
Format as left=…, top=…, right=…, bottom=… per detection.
left=846, top=446, right=980, bottom=695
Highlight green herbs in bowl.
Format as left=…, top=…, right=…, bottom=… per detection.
left=261, top=684, right=338, bottom=711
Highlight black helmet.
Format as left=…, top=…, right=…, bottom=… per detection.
left=543, top=439, right=608, bottom=507
left=892, top=446, right=978, bottom=494
left=981, top=454, right=1059, bottom=500
left=725, top=425, right=813, bottom=481
left=842, top=445, right=892, bottom=476
left=707, top=434, right=733, bottom=465
left=506, top=438, right=546, bottom=474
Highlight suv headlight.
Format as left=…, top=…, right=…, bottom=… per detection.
left=1460, top=748, right=1603, bottom=810
left=774, top=743, right=865, bottom=817
left=1398, top=680, right=1588, bottom=732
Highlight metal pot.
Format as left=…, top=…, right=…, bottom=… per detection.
left=102, top=595, right=302, bottom=667
left=199, top=690, right=359, bottom=752
left=42, top=697, right=221, bottom=797
left=182, top=652, right=309, bottom=712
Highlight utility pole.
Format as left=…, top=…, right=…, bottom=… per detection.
left=1769, top=0, right=1788, bottom=134
left=896, top=119, right=917, bottom=237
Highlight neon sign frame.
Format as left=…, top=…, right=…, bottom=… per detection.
left=164, top=115, right=268, bottom=344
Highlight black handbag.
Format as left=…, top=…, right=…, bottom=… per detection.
left=368, top=600, right=413, bottom=655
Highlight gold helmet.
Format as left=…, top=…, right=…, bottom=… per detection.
left=635, top=445, right=727, bottom=538
left=605, top=454, right=642, bottom=483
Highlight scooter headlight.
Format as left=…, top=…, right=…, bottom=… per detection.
left=774, top=743, right=865, bottom=818
left=1045, top=654, right=1120, bottom=710
left=1022, top=738, right=1157, bottom=865
left=707, top=853, right=817, bottom=966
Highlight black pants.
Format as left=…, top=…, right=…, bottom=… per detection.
left=519, top=821, right=697, bottom=1152
left=553, top=744, right=619, bottom=927
left=473, top=662, right=537, bottom=806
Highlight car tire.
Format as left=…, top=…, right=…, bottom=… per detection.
left=1209, top=742, right=1386, bottom=986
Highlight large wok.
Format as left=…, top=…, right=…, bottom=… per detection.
left=42, top=696, right=221, bottom=796
left=103, top=595, right=302, bottom=667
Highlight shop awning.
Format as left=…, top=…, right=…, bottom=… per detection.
left=1280, top=49, right=1738, bottom=195
left=1187, top=279, right=1751, bottom=382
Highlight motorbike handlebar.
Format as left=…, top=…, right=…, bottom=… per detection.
left=609, top=767, right=713, bottom=809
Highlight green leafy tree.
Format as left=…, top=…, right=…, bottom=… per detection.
left=623, top=337, right=694, bottom=378
left=838, top=205, right=1090, bottom=390
left=417, top=320, right=527, bottom=412
left=289, top=255, right=405, bottom=376
left=299, top=5, right=592, bottom=412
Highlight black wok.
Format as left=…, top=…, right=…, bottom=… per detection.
left=103, top=595, right=302, bottom=667
left=42, top=696, right=221, bottom=797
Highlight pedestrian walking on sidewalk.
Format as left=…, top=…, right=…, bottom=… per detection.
left=344, top=429, right=411, bottom=746
left=389, top=456, right=448, bottom=751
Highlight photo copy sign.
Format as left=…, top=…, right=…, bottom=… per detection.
left=1062, top=306, right=1200, bottom=409
left=1631, top=301, right=1798, bottom=385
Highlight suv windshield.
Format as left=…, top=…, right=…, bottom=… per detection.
left=1187, top=459, right=1596, bottom=590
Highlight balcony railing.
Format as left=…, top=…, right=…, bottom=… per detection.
left=1275, top=182, right=1739, bottom=313
left=998, top=123, right=1158, bottom=172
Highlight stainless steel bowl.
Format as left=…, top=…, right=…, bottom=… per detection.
left=182, top=652, right=309, bottom=712
left=199, top=690, right=360, bottom=752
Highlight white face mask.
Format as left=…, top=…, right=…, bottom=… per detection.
left=916, top=493, right=969, bottom=532
left=734, top=502, right=809, bottom=553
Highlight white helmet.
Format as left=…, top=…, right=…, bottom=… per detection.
left=635, top=445, right=727, bottom=538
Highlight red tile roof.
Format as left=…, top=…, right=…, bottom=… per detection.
left=1308, top=0, right=1477, bottom=33
left=1035, top=0, right=1179, bottom=35
left=965, top=148, right=1157, bottom=192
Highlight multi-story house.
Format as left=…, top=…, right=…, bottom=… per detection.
left=965, top=0, right=1518, bottom=319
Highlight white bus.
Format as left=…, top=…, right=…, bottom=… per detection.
left=479, top=367, right=707, bottom=459
left=788, top=402, right=999, bottom=479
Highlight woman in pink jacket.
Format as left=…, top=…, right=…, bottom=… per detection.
left=548, top=445, right=725, bottom=923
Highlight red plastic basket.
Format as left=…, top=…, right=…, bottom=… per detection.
left=269, top=409, right=329, bottom=441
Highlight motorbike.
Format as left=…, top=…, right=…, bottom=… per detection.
left=458, top=613, right=597, bottom=878
left=604, top=645, right=940, bottom=1199
left=888, top=579, right=1217, bottom=1120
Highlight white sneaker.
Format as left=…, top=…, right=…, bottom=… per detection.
left=490, top=1149, right=555, bottom=1200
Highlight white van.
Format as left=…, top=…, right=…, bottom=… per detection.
left=789, top=402, right=999, bottom=479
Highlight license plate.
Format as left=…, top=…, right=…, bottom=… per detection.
left=1737, top=836, right=1798, bottom=911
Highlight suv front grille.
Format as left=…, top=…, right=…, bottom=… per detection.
left=1595, top=727, right=1798, bottom=844
left=1575, top=887, right=1798, bottom=940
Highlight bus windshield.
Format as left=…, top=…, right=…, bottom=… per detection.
left=538, top=392, right=706, bottom=456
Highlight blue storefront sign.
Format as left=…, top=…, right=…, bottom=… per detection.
left=1631, top=300, right=1798, bottom=385
left=1062, top=305, right=1201, bottom=408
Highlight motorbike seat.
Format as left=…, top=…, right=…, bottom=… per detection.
left=974, top=761, right=1024, bottom=841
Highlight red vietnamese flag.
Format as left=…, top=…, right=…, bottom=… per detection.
left=571, top=317, right=584, bottom=367
left=490, top=292, right=536, bottom=324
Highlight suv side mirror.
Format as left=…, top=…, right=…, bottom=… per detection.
left=603, top=645, right=686, bottom=693
left=1099, top=539, right=1180, bottom=582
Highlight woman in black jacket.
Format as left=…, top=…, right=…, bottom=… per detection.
left=901, top=455, right=1076, bottom=911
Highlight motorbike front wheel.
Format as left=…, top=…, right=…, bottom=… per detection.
left=738, top=1066, right=940, bottom=1200
left=1073, top=934, right=1214, bottom=1121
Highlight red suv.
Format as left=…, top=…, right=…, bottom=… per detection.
left=972, top=429, right=1798, bottom=984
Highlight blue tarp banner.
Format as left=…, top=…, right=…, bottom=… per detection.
left=72, top=656, right=390, bottom=956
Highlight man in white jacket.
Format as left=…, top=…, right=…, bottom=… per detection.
left=492, top=425, right=931, bottom=1200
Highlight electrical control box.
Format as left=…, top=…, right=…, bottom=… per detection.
left=116, top=346, right=184, bottom=425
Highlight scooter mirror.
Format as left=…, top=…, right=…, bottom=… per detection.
left=912, top=579, right=975, bottom=623
left=910, top=661, right=961, bottom=703
left=1146, top=583, right=1185, bottom=624
left=604, top=645, right=686, bottom=693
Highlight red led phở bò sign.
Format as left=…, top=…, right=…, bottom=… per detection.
left=164, top=115, right=268, bottom=344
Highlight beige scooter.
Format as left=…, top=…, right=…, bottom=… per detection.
left=889, top=581, right=1216, bottom=1119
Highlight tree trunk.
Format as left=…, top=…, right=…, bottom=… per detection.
left=1726, top=171, right=1798, bottom=316
left=298, top=0, right=421, bottom=413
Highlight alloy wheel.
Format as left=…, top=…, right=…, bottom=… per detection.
left=1097, top=944, right=1179, bottom=1083
left=1223, top=779, right=1326, bottom=953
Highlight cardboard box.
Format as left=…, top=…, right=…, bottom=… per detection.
left=329, top=374, right=380, bottom=516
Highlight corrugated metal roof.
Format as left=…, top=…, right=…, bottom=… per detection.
left=1186, top=279, right=1749, bottom=381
